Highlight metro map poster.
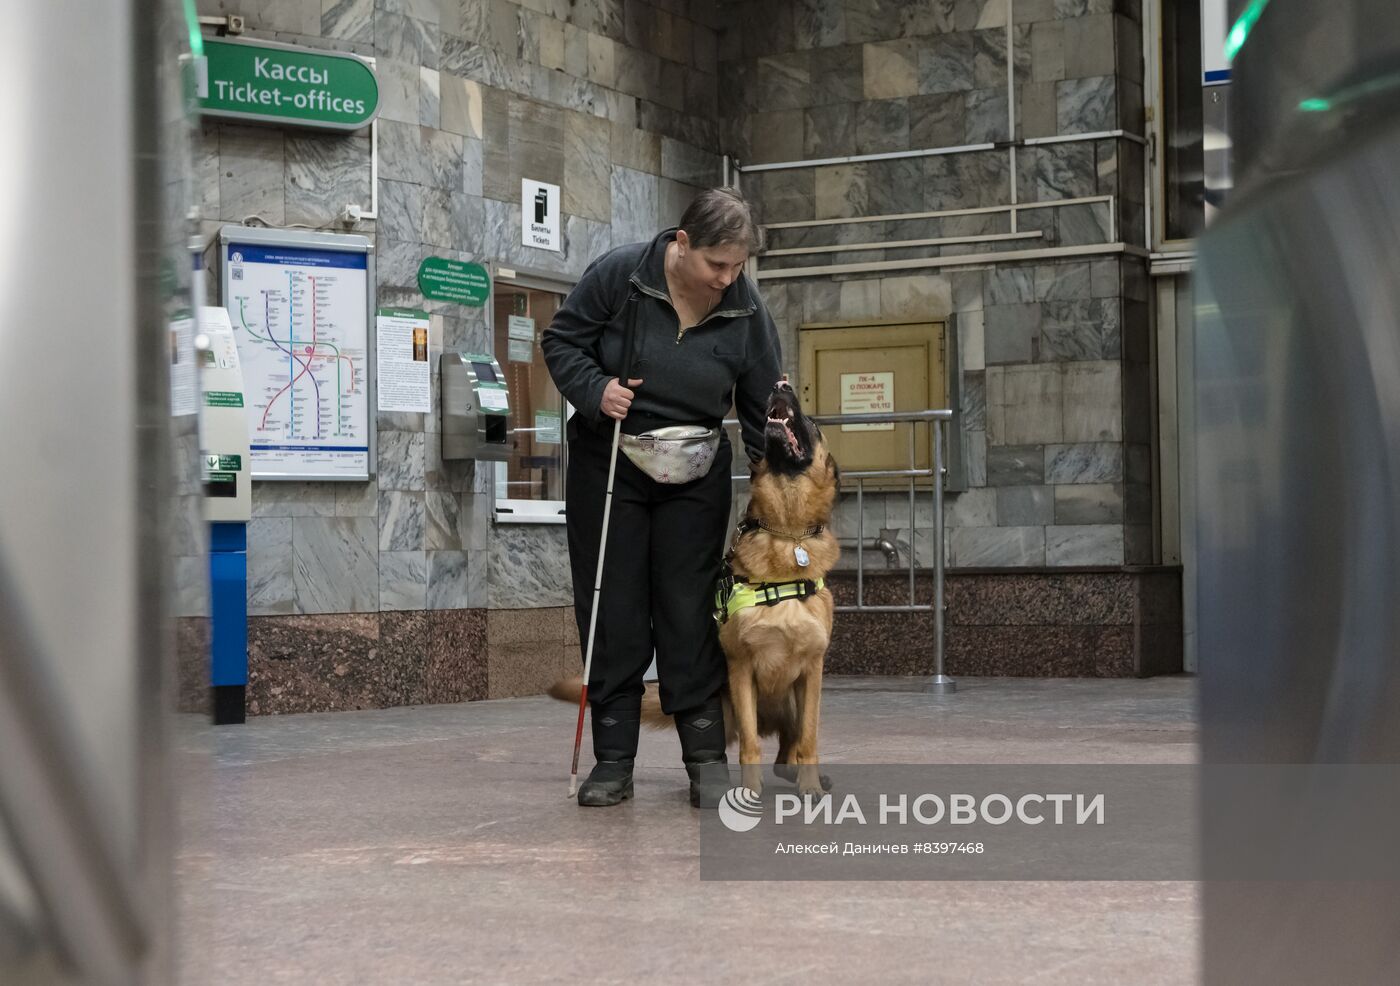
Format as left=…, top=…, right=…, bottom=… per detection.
left=224, top=241, right=371, bottom=479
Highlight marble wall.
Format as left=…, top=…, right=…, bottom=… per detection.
left=722, top=0, right=1142, bottom=166
left=191, top=0, right=725, bottom=629
left=825, top=568, right=1182, bottom=677
left=766, top=258, right=1150, bottom=570
left=719, top=0, right=1153, bottom=570
left=178, top=604, right=583, bottom=715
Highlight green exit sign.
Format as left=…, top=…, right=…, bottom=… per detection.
left=198, top=37, right=380, bottom=132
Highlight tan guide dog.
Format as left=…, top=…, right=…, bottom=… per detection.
left=550, top=379, right=840, bottom=798
left=715, top=378, right=840, bottom=797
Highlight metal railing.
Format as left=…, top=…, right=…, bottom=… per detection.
left=724, top=408, right=956, bottom=694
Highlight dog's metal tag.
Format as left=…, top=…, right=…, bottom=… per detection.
left=794, top=545, right=810, bottom=567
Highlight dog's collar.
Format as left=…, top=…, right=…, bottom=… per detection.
left=714, top=577, right=824, bottom=625
left=734, top=518, right=824, bottom=543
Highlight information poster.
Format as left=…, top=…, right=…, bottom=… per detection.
left=222, top=230, right=372, bottom=479
left=840, top=371, right=895, bottom=432
left=507, top=314, right=536, bottom=363
left=535, top=410, right=562, bottom=444
left=169, top=312, right=197, bottom=416
left=376, top=308, right=432, bottom=413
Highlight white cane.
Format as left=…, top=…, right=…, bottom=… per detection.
left=568, top=294, right=639, bottom=797
left=568, top=412, right=623, bottom=797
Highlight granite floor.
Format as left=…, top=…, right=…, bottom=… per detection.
left=175, top=675, right=1200, bottom=985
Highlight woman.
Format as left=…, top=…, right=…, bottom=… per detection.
left=541, top=187, right=781, bottom=808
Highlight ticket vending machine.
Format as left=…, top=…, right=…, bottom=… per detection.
left=441, top=351, right=511, bottom=461
left=197, top=307, right=252, bottom=724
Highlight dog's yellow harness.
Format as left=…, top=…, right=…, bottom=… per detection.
left=713, top=517, right=827, bottom=624
left=714, top=577, right=825, bottom=625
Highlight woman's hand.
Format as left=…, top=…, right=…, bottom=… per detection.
left=601, top=377, right=644, bottom=420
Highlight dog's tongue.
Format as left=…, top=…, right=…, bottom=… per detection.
left=767, top=413, right=802, bottom=457
left=782, top=420, right=800, bottom=456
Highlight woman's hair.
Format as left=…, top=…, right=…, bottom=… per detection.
left=678, top=187, right=765, bottom=254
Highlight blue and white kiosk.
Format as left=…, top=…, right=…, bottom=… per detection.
left=198, top=307, right=252, bottom=724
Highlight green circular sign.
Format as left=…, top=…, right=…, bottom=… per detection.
left=418, top=257, right=490, bottom=306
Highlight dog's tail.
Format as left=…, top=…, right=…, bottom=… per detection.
left=545, top=676, right=673, bottom=730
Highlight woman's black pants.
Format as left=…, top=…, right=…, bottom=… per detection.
left=565, top=420, right=732, bottom=716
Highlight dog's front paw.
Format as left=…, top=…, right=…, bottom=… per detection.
left=776, top=762, right=832, bottom=793
left=796, top=764, right=830, bottom=797
left=741, top=762, right=764, bottom=797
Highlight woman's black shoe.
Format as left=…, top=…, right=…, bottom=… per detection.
left=577, top=760, right=634, bottom=806
left=578, top=706, right=640, bottom=807
left=675, top=701, right=730, bottom=808
left=683, top=761, right=730, bottom=808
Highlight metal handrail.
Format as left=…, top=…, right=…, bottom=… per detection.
left=812, top=409, right=953, bottom=425
left=723, top=407, right=956, bottom=693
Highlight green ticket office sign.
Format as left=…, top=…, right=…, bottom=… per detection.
left=418, top=257, right=491, bottom=306
left=198, top=37, right=380, bottom=131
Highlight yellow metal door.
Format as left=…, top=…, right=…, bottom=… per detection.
left=799, top=320, right=946, bottom=488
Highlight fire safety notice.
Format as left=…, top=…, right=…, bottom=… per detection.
left=840, top=371, right=895, bottom=432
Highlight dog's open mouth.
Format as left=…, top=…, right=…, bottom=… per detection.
left=767, top=401, right=802, bottom=458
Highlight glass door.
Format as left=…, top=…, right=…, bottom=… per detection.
left=492, top=273, right=571, bottom=522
